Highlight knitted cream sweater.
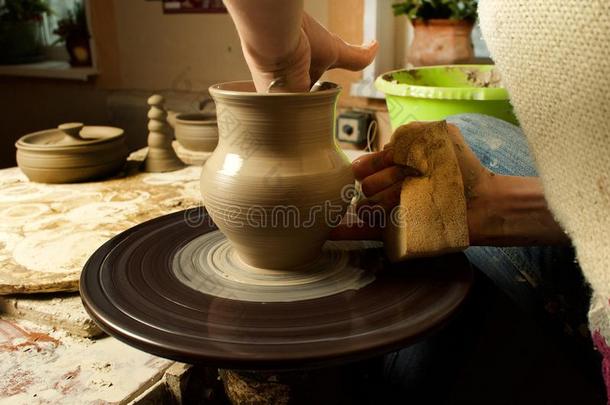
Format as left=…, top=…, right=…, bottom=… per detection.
left=478, top=0, right=610, bottom=395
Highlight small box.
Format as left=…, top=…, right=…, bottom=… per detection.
left=336, top=110, right=373, bottom=146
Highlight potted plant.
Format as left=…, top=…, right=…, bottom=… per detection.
left=0, top=0, right=50, bottom=64
left=53, top=1, right=91, bottom=66
left=393, top=0, right=478, bottom=66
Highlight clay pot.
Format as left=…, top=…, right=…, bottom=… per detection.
left=173, top=113, right=218, bottom=152
left=66, top=33, right=92, bottom=67
left=16, top=122, right=128, bottom=183
left=408, top=19, right=474, bottom=66
left=201, top=81, right=354, bottom=269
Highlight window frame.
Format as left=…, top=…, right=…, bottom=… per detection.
left=0, top=0, right=98, bottom=80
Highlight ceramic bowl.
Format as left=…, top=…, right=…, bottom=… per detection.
left=16, top=123, right=128, bottom=183
left=174, top=113, right=218, bottom=152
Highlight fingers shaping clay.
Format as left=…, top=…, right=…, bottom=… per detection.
left=384, top=120, right=469, bottom=261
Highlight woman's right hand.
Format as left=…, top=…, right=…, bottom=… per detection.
left=337, top=123, right=568, bottom=246
left=331, top=124, right=496, bottom=242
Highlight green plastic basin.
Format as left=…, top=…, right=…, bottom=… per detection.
left=375, top=65, right=518, bottom=130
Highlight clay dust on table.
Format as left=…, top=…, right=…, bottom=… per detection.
left=0, top=318, right=172, bottom=404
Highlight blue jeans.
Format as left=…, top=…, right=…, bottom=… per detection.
left=447, top=114, right=590, bottom=335
left=380, top=114, right=598, bottom=403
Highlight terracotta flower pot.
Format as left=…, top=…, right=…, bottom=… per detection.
left=201, top=81, right=354, bottom=269
left=408, top=19, right=474, bottom=66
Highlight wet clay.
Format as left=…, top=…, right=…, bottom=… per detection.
left=172, top=230, right=378, bottom=302
left=201, top=81, right=354, bottom=269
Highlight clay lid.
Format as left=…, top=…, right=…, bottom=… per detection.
left=16, top=123, right=124, bottom=150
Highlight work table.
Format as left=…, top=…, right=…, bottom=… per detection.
left=0, top=150, right=203, bottom=404
left=0, top=147, right=368, bottom=403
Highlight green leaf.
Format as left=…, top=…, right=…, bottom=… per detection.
left=391, top=0, right=478, bottom=21
left=0, top=0, right=50, bottom=22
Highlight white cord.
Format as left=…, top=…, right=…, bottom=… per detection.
left=365, top=119, right=378, bottom=152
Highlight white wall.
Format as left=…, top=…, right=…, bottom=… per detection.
left=111, top=0, right=329, bottom=92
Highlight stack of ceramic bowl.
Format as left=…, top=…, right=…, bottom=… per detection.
left=173, top=113, right=218, bottom=153
left=15, top=122, right=128, bottom=183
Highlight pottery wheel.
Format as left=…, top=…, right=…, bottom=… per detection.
left=80, top=209, right=473, bottom=369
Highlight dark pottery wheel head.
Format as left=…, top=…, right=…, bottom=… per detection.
left=80, top=209, right=473, bottom=370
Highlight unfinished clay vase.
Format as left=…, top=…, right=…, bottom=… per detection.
left=201, top=81, right=354, bottom=269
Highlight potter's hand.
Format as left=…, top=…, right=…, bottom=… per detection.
left=224, top=0, right=378, bottom=92
left=282, top=13, right=379, bottom=92
left=332, top=124, right=568, bottom=246
left=329, top=148, right=402, bottom=241
left=330, top=124, right=489, bottom=241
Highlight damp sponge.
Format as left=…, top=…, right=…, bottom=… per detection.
left=384, top=121, right=469, bottom=262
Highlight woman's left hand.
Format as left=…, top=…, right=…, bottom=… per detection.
left=330, top=148, right=404, bottom=240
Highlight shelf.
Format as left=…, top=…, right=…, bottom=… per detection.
left=0, top=60, right=98, bottom=81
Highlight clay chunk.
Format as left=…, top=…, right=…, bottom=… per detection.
left=384, top=121, right=469, bottom=262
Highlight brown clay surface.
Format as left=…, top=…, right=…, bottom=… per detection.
left=0, top=152, right=202, bottom=294
left=80, top=209, right=473, bottom=370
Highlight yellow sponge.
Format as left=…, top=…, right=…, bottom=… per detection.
left=384, top=121, right=469, bottom=261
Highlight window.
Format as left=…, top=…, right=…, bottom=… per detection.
left=472, top=21, right=491, bottom=59
left=0, top=0, right=97, bottom=79
left=41, top=0, right=81, bottom=46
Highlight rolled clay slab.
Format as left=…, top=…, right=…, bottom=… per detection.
left=173, top=230, right=380, bottom=302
